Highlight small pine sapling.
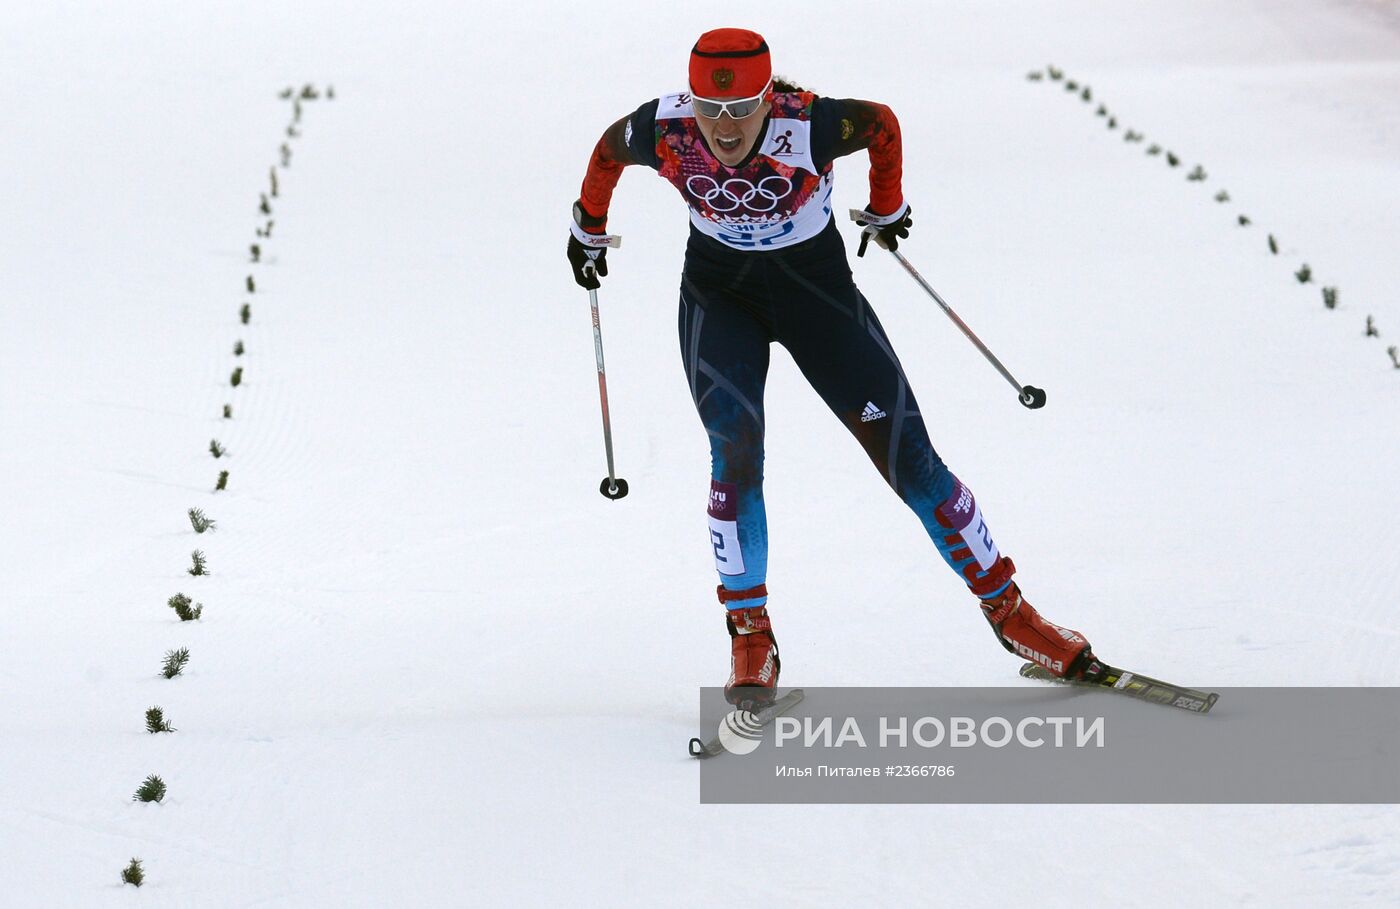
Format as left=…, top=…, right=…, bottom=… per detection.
left=1238, top=214, right=1252, bottom=226
left=301, top=83, right=319, bottom=99
left=1065, top=80, right=1078, bottom=92
left=1295, top=264, right=1312, bottom=284
left=1187, top=165, right=1207, bottom=181
left=161, top=648, right=190, bottom=679
left=1215, top=190, right=1230, bottom=202
left=1268, top=234, right=1278, bottom=254
left=121, top=858, right=144, bottom=887
left=240, top=303, right=251, bottom=325
left=327, top=85, right=335, bottom=99
left=245, top=275, right=255, bottom=294
left=1166, top=151, right=1180, bottom=167
left=145, top=707, right=175, bottom=733
left=270, top=166, right=279, bottom=196
left=1026, top=70, right=1044, bottom=81
left=278, top=86, right=293, bottom=99
left=1388, top=346, right=1399, bottom=368
left=281, top=143, right=291, bottom=166
left=1095, top=104, right=1106, bottom=116
left=133, top=774, right=167, bottom=802
left=1147, top=143, right=1162, bottom=156
left=234, top=339, right=245, bottom=356
left=210, top=439, right=226, bottom=459
left=287, top=125, right=300, bottom=139
left=187, top=507, right=216, bottom=533
left=250, top=244, right=261, bottom=263
left=1124, top=130, right=1143, bottom=142
left=215, top=470, right=228, bottom=491
left=1322, top=286, right=1337, bottom=308
left=1048, top=66, right=1063, bottom=81
left=230, top=367, right=243, bottom=388
left=260, top=193, right=271, bottom=215
left=223, top=403, right=233, bottom=419
left=1107, top=117, right=1117, bottom=129
left=167, top=593, right=203, bottom=622
left=1366, top=315, right=1378, bottom=337
left=188, top=550, right=208, bottom=576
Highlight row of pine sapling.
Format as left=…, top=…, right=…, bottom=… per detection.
left=1027, top=65, right=1395, bottom=371
left=122, top=82, right=332, bottom=890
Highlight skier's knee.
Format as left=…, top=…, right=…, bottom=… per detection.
left=710, top=432, right=765, bottom=489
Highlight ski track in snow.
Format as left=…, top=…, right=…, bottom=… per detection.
left=3, top=1, right=1399, bottom=905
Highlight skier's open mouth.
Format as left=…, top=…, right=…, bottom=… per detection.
left=716, top=135, right=742, bottom=152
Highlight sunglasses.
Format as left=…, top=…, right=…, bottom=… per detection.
left=692, top=81, right=772, bottom=120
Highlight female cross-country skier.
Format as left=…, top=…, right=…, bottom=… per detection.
left=568, top=28, right=1101, bottom=707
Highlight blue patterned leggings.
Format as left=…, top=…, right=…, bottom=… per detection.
left=678, top=223, right=1013, bottom=611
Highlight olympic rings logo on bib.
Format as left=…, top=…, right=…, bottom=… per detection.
left=685, top=174, right=793, bottom=214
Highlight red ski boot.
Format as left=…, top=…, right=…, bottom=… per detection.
left=979, top=577, right=1097, bottom=680
left=720, top=586, right=780, bottom=709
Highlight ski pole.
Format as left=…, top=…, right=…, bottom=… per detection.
left=849, top=210, right=1046, bottom=409
left=584, top=263, right=629, bottom=500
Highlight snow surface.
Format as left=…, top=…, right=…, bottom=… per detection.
left=3, top=0, right=1399, bottom=905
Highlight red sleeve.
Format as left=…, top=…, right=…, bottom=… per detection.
left=810, top=98, right=904, bottom=217
left=577, top=117, right=633, bottom=227
left=863, top=103, right=904, bottom=217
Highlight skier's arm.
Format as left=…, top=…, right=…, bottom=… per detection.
left=812, top=98, right=911, bottom=254
left=568, top=101, right=660, bottom=289
left=575, top=100, right=661, bottom=229
left=811, top=98, right=905, bottom=217
left=576, top=117, right=634, bottom=229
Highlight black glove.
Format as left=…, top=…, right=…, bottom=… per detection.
left=568, top=200, right=615, bottom=291
left=568, top=235, right=608, bottom=290
left=855, top=203, right=913, bottom=257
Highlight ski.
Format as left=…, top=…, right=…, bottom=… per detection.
left=1019, top=662, right=1220, bottom=714
left=688, top=688, right=806, bottom=758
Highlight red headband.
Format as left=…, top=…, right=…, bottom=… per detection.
left=689, top=28, right=771, bottom=98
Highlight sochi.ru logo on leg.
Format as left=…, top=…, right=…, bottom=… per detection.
left=717, top=709, right=765, bottom=755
